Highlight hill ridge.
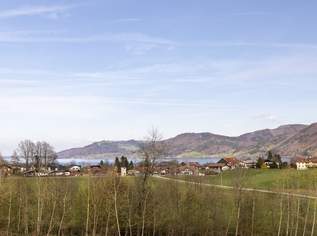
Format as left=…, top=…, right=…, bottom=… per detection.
left=58, top=123, right=313, bottom=159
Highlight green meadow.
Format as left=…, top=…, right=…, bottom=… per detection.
left=175, top=168, right=317, bottom=195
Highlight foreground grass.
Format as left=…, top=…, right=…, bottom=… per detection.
left=0, top=174, right=316, bottom=235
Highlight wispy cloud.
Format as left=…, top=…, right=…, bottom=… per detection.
left=2, top=29, right=317, bottom=52
left=112, top=18, right=141, bottom=23
left=0, top=4, right=79, bottom=19
left=232, top=11, right=271, bottom=16
left=253, top=113, right=279, bottom=122
left=191, top=41, right=317, bottom=50
left=0, top=31, right=177, bottom=54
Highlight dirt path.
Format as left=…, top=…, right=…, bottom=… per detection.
left=154, top=175, right=317, bottom=200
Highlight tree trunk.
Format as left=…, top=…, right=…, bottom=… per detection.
left=294, top=198, right=300, bottom=236
left=58, top=193, right=67, bottom=236
left=85, top=177, right=90, bottom=236
left=303, top=200, right=310, bottom=236
left=235, top=200, right=241, bottom=236
left=251, top=198, right=255, bottom=236
left=46, top=200, right=56, bottom=236
left=277, top=197, right=283, bottom=236
left=6, top=188, right=12, bottom=236
left=311, top=200, right=317, bottom=236
left=114, top=178, right=121, bottom=236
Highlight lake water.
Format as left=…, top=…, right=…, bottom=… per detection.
left=57, top=157, right=221, bottom=165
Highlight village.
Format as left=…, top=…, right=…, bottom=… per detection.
left=1, top=153, right=316, bottom=178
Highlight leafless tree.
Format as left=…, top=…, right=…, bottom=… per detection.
left=0, top=152, right=5, bottom=165
left=139, top=128, right=165, bottom=181
left=11, top=150, right=19, bottom=165
left=17, top=140, right=36, bottom=170
left=17, top=140, right=57, bottom=171
left=39, top=142, right=57, bottom=169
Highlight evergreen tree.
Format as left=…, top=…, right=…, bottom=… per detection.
left=267, top=151, right=273, bottom=161
left=121, top=156, right=129, bottom=168
left=274, top=154, right=282, bottom=167
left=256, top=157, right=265, bottom=169
left=114, top=157, right=121, bottom=172
left=128, top=160, right=134, bottom=170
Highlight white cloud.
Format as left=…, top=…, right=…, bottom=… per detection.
left=0, top=4, right=77, bottom=19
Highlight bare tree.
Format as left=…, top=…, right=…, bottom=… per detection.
left=135, top=128, right=166, bottom=234
left=40, top=142, right=57, bottom=169
left=139, top=128, right=165, bottom=181
left=17, top=140, right=36, bottom=170
left=17, top=140, right=57, bottom=171
left=11, top=150, right=20, bottom=165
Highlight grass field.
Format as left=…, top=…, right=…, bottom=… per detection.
left=174, top=168, right=317, bottom=195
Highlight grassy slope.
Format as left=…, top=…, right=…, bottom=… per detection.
left=174, top=169, right=317, bottom=195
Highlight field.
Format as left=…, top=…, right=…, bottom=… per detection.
left=175, top=168, right=317, bottom=195
left=0, top=172, right=317, bottom=235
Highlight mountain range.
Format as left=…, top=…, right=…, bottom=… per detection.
left=57, top=123, right=317, bottom=160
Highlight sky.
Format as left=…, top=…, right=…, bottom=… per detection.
left=0, top=0, right=317, bottom=155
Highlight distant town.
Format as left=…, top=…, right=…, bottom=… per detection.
left=1, top=139, right=316, bottom=178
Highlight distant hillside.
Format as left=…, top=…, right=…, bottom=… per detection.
left=163, top=124, right=307, bottom=157
left=57, top=124, right=310, bottom=159
left=274, top=123, right=317, bottom=156
left=163, top=133, right=237, bottom=156
left=58, top=140, right=142, bottom=159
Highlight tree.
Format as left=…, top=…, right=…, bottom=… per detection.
left=266, top=151, right=282, bottom=169
left=16, top=140, right=56, bottom=170
left=120, top=156, right=129, bottom=169
left=128, top=161, right=134, bottom=170
left=37, top=142, right=56, bottom=169
left=0, top=152, right=5, bottom=165
left=256, top=157, right=264, bottom=169
left=11, top=151, right=19, bottom=165
left=114, top=157, right=121, bottom=172
left=17, top=140, right=36, bottom=170
left=139, top=128, right=166, bottom=178
left=267, top=151, right=273, bottom=161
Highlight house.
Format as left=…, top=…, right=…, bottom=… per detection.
left=0, top=164, right=12, bottom=177
left=121, top=167, right=127, bottom=176
left=291, top=156, right=317, bottom=170
left=240, top=159, right=256, bottom=168
left=23, top=169, right=37, bottom=177
left=296, top=161, right=308, bottom=170
left=69, top=165, right=81, bottom=172
left=205, top=163, right=225, bottom=173
left=306, top=157, right=317, bottom=168
left=127, top=169, right=140, bottom=176
left=160, top=168, right=169, bottom=175
left=88, top=165, right=102, bottom=173
left=48, top=170, right=66, bottom=176
left=218, top=157, right=240, bottom=169
left=178, top=165, right=198, bottom=176
left=264, top=159, right=275, bottom=168
left=188, top=162, right=201, bottom=168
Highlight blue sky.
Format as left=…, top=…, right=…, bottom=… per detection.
left=0, top=0, right=317, bottom=154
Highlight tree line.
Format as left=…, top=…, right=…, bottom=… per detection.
left=10, top=140, right=57, bottom=170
